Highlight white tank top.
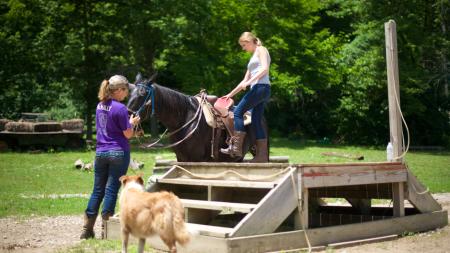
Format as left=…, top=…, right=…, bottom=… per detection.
left=247, top=49, right=271, bottom=87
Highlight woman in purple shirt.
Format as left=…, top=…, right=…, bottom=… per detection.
left=80, top=75, right=140, bottom=239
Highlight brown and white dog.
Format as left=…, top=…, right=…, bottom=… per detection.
left=119, top=175, right=190, bottom=253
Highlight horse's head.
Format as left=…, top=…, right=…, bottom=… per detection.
left=127, top=73, right=157, bottom=121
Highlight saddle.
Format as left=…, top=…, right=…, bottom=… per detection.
left=195, top=93, right=251, bottom=160
left=195, top=95, right=251, bottom=134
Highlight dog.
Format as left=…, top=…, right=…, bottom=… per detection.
left=119, top=174, right=190, bottom=253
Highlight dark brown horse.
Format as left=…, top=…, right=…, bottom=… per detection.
left=127, top=75, right=266, bottom=162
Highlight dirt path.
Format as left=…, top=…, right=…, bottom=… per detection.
left=1, top=194, right=449, bottom=253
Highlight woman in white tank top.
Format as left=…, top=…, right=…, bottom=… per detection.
left=220, top=32, right=271, bottom=162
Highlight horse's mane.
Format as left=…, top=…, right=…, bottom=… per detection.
left=152, top=84, right=196, bottom=128
left=153, top=84, right=192, bottom=113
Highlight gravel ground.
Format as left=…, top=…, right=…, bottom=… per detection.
left=1, top=194, right=449, bottom=253
left=0, top=215, right=101, bottom=253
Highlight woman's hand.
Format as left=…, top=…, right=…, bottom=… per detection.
left=222, top=94, right=232, bottom=100
left=129, top=114, right=141, bottom=127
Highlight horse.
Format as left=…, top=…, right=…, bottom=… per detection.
left=126, top=75, right=267, bottom=162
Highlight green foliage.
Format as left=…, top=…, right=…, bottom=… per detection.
left=0, top=0, right=448, bottom=145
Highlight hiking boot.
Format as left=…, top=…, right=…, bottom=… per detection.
left=80, top=214, right=96, bottom=239
left=248, top=139, right=268, bottom=163
left=220, top=131, right=246, bottom=157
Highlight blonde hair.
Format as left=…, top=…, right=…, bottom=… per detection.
left=239, top=32, right=262, bottom=46
left=98, top=75, right=129, bottom=102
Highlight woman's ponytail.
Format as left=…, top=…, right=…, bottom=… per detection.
left=255, top=37, right=262, bottom=46
left=98, top=80, right=110, bottom=102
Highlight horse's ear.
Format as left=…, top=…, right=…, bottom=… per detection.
left=149, top=72, right=158, bottom=83
left=135, top=73, right=142, bottom=83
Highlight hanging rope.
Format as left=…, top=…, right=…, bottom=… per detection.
left=171, top=164, right=293, bottom=181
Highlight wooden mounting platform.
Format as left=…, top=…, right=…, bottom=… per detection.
left=106, top=161, right=448, bottom=253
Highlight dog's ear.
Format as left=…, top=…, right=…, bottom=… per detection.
left=137, top=175, right=144, bottom=186
left=119, top=175, right=128, bottom=185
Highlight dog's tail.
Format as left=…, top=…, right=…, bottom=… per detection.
left=173, top=209, right=191, bottom=246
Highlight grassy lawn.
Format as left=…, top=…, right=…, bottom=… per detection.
left=0, top=145, right=175, bottom=217
left=0, top=138, right=449, bottom=218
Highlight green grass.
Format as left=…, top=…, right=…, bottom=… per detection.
left=0, top=145, right=174, bottom=217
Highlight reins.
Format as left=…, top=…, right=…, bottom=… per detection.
left=132, top=86, right=207, bottom=149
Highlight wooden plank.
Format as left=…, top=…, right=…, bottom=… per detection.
left=154, top=159, right=177, bottom=166
left=243, top=156, right=290, bottom=163
left=231, top=168, right=298, bottom=237
left=294, top=187, right=309, bottom=229
left=105, top=217, right=228, bottom=253
left=406, top=170, right=442, bottom=212
left=157, top=178, right=276, bottom=189
left=174, top=162, right=289, bottom=170
left=186, top=223, right=234, bottom=238
left=393, top=182, right=405, bottom=217
left=106, top=217, right=232, bottom=239
left=227, top=210, right=448, bottom=253
left=162, top=164, right=290, bottom=183
left=298, top=162, right=403, bottom=167
left=300, top=163, right=407, bottom=188
left=146, top=231, right=228, bottom=253
left=181, top=199, right=256, bottom=213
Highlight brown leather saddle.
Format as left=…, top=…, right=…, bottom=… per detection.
left=197, top=94, right=251, bottom=160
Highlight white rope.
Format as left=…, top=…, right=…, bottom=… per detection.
left=171, top=164, right=292, bottom=181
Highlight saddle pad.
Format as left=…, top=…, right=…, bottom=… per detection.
left=195, top=96, right=217, bottom=128
left=214, top=97, right=234, bottom=117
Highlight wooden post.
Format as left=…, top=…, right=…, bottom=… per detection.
left=392, top=182, right=405, bottom=217
left=385, top=20, right=404, bottom=162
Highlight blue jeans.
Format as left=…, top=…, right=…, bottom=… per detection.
left=234, top=83, right=270, bottom=139
left=85, top=150, right=130, bottom=218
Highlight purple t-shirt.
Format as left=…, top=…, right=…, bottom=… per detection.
left=96, top=99, right=132, bottom=152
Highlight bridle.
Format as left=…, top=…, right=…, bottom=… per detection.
left=129, top=83, right=206, bottom=149
left=135, top=83, right=155, bottom=116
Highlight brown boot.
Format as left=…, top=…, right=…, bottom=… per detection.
left=220, top=131, right=246, bottom=157
left=101, top=213, right=112, bottom=239
left=248, top=139, right=268, bottom=163
left=80, top=214, right=97, bottom=239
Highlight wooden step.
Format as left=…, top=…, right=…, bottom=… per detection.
left=181, top=199, right=257, bottom=213
left=157, top=178, right=276, bottom=189
left=186, top=223, right=234, bottom=238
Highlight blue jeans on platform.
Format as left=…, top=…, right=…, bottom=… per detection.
left=85, top=150, right=129, bottom=218
left=234, top=83, right=271, bottom=139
